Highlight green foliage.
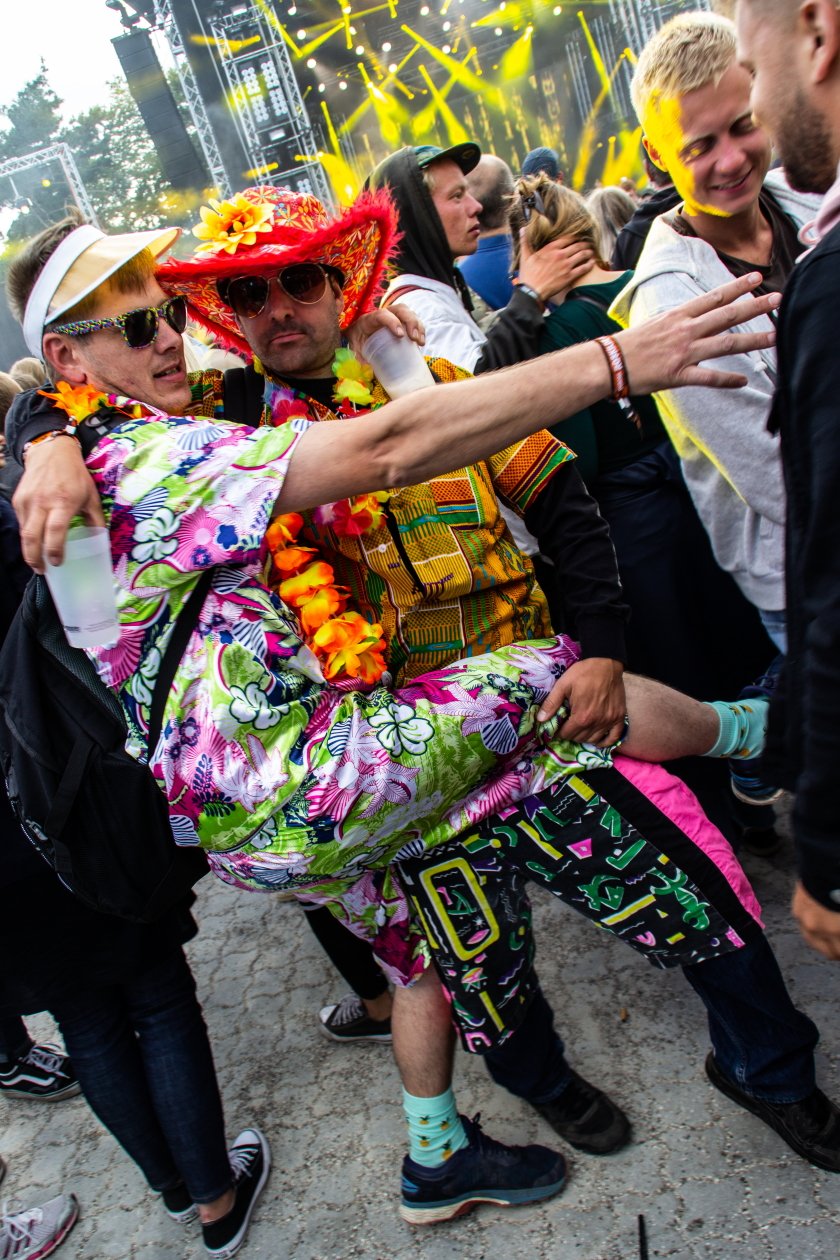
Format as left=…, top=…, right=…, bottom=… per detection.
left=0, top=66, right=203, bottom=252
left=62, top=79, right=180, bottom=231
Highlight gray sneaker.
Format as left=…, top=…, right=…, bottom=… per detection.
left=0, top=1193, right=79, bottom=1259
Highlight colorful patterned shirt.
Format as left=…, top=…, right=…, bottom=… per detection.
left=84, top=409, right=609, bottom=900
left=185, top=361, right=575, bottom=681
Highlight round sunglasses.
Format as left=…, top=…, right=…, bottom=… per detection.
left=219, top=263, right=334, bottom=320
left=49, top=295, right=188, bottom=350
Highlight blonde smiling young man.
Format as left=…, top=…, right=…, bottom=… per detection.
left=612, top=11, right=820, bottom=656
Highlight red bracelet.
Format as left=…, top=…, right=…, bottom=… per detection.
left=594, top=335, right=630, bottom=401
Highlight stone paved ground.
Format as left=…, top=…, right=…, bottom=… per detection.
left=4, top=806, right=840, bottom=1259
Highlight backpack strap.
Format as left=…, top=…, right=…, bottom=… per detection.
left=40, top=568, right=214, bottom=841
left=148, top=568, right=215, bottom=755
left=381, top=285, right=424, bottom=308
left=564, top=290, right=611, bottom=316
left=222, top=364, right=265, bottom=428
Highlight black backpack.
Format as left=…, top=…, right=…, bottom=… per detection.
left=0, top=569, right=212, bottom=922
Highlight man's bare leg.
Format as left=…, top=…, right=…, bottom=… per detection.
left=620, top=674, right=763, bottom=762
left=392, top=967, right=455, bottom=1098
left=393, top=967, right=566, bottom=1224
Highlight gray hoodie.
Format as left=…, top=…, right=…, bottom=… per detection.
left=610, top=171, right=820, bottom=612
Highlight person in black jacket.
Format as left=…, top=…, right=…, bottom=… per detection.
left=0, top=497, right=270, bottom=1256
left=736, top=0, right=840, bottom=959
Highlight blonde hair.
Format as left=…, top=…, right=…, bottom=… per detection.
left=586, top=187, right=637, bottom=262
left=630, top=12, right=737, bottom=127
left=0, top=371, right=22, bottom=433
left=7, top=356, right=46, bottom=391
left=511, top=176, right=608, bottom=270
left=6, top=209, right=157, bottom=328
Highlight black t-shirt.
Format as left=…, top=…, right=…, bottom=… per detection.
left=275, top=373, right=337, bottom=408
left=669, top=188, right=804, bottom=297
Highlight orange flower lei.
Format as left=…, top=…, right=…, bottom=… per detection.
left=39, top=382, right=146, bottom=425
left=307, top=348, right=390, bottom=536
left=265, top=513, right=388, bottom=684
left=263, top=349, right=392, bottom=683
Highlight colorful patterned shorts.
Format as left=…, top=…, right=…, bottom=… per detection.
left=396, top=756, right=763, bottom=1051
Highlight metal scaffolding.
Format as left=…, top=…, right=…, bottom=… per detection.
left=151, top=0, right=231, bottom=196
left=209, top=3, right=331, bottom=205
left=0, top=145, right=100, bottom=226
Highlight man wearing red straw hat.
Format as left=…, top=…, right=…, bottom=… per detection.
left=11, top=184, right=635, bottom=1173
left=157, top=185, right=636, bottom=1159
left=8, top=193, right=839, bottom=1223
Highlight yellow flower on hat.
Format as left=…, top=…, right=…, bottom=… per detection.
left=192, top=194, right=274, bottom=255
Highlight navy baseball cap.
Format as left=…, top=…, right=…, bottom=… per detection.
left=413, top=143, right=481, bottom=175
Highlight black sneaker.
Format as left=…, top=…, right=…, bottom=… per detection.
left=534, top=1068, right=631, bottom=1155
left=705, top=1052, right=840, bottom=1172
left=202, top=1127, right=270, bottom=1258
left=741, top=826, right=784, bottom=859
left=161, top=1181, right=198, bottom=1226
left=400, top=1113, right=566, bottom=1224
left=318, top=993, right=392, bottom=1043
left=0, top=1042, right=81, bottom=1102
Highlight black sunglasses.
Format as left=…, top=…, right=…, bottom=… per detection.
left=220, top=263, right=335, bottom=320
left=49, top=295, right=188, bottom=350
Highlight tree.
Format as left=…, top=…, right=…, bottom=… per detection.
left=62, top=79, right=181, bottom=232
left=0, top=67, right=71, bottom=242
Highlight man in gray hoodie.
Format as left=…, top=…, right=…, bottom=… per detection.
left=611, top=11, right=820, bottom=657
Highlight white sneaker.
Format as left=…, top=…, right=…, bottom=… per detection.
left=0, top=1193, right=79, bottom=1259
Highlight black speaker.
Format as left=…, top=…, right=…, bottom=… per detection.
left=112, top=30, right=210, bottom=194
left=167, top=0, right=253, bottom=187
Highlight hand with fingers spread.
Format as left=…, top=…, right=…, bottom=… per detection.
left=347, top=303, right=426, bottom=350
left=614, top=271, right=780, bottom=394
left=14, top=436, right=104, bottom=571
left=518, top=232, right=594, bottom=305
left=536, top=658, right=626, bottom=747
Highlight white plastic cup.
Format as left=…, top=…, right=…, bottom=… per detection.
left=360, top=328, right=435, bottom=399
left=44, top=525, right=120, bottom=649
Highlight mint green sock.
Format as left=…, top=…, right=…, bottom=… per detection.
left=703, top=698, right=769, bottom=759
left=403, top=1087, right=469, bottom=1167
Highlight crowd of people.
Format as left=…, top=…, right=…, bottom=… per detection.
left=2, top=4, right=840, bottom=1257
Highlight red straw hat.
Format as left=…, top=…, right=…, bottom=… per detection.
left=158, top=186, right=398, bottom=357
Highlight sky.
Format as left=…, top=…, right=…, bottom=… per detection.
left=0, top=0, right=153, bottom=120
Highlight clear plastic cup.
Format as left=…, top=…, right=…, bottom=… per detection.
left=360, top=328, right=435, bottom=398
left=44, top=524, right=120, bottom=649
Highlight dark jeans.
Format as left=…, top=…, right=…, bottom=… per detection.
left=302, top=904, right=389, bottom=1002
left=0, top=1013, right=32, bottom=1065
left=485, top=937, right=818, bottom=1105
left=49, top=944, right=232, bottom=1205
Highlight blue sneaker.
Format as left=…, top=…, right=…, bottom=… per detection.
left=399, top=1114, right=566, bottom=1225
left=729, top=660, right=784, bottom=806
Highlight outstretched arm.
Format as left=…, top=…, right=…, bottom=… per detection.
left=276, top=275, right=780, bottom=513
left=13, top=273, right=779, bottom=568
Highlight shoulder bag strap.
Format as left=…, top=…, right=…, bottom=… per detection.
left=148, top=568, right=215, bottom=754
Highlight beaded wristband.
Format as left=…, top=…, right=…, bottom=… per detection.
left=594, top=335, right=630, bottom=401
left=21, top=427, right=81, bottom=463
